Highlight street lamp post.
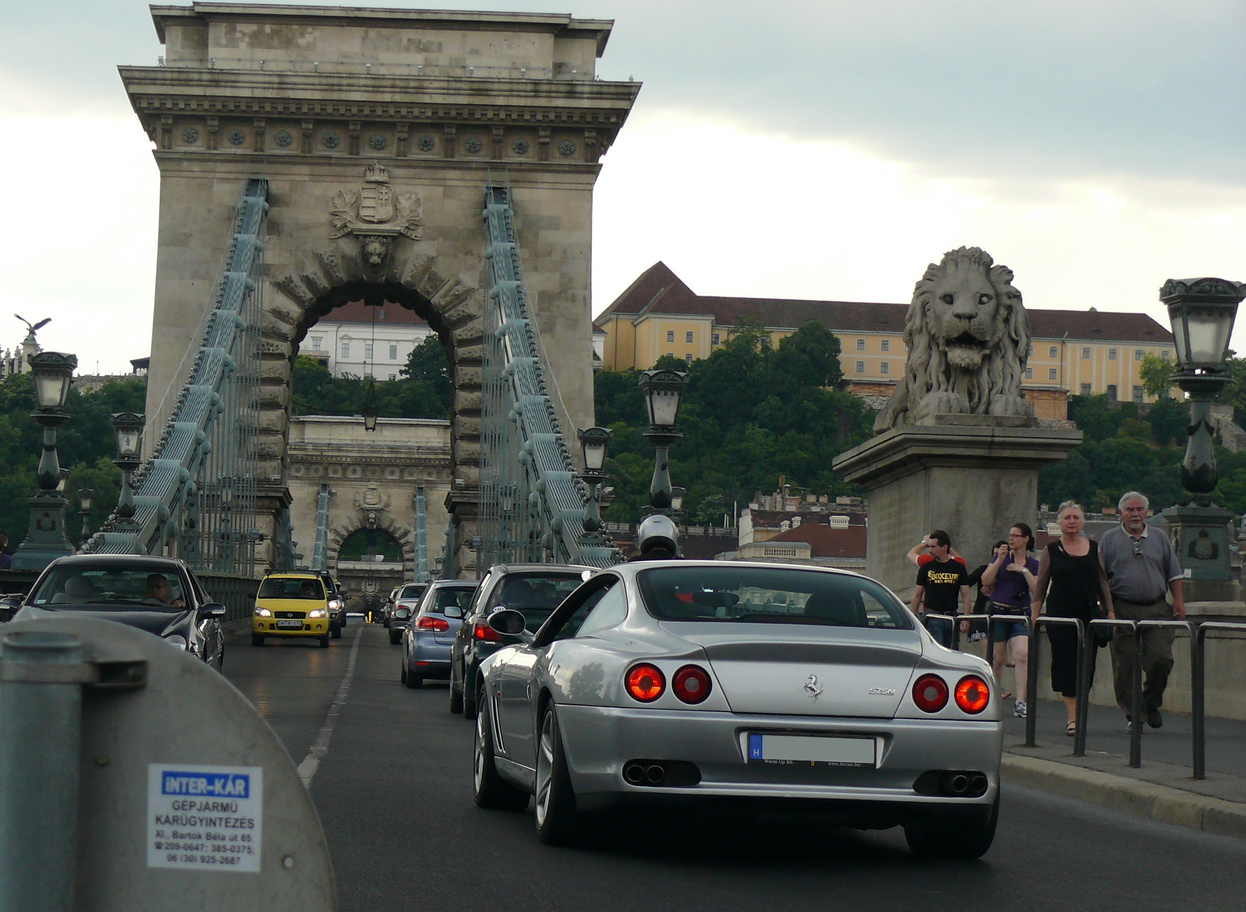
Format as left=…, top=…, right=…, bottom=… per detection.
left=638, top=369, right=688, bottom=512
left=77, top=488, right=94, bottom=543
left=576, top=426, right=613, bottom=535
left=1160, top=277, right=1246, bottom=599
left=12, top=352, right=78, bottom=570
left=110, top=412, right=144, bottom=529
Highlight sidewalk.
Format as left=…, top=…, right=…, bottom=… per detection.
left=1000, top=698, right=1246, bottom=839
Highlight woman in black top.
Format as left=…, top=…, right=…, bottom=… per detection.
left=1031, top=501, right=1115, bottom=736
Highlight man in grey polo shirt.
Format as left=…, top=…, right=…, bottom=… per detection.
left=1099, top=491, right=1185, bottom=731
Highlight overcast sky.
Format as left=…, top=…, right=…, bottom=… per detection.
left=1, top=0, right=1243, bottom=374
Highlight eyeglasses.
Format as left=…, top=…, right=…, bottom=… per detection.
left=1008, top=533, right=1025, bottom=539
left=1132, top=541, right=1143, bottom=557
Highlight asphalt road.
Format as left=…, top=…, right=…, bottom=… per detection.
left=224, top=621, right=1246, bottom=912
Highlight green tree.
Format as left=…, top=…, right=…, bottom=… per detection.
left=1139, top=354, right=1176, bottom=399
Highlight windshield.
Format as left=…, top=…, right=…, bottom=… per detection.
left=258, top=577, right=325, bottom=600
left=636, top=565, right=911, bottom=629
left=29, top=565, right=188, bottom=611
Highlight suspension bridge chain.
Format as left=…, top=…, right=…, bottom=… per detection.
left=477, top=180, right=618, bottom=569
left=86, top=177, right=269, bottom=575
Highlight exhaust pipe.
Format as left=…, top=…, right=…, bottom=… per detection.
left=623, top=762, right=646, bottom=785
left=941, top=772, right=970, bottom=795
left=645, top=763, right=666, bottom=785
left=969, top=773, right=988, bottom=797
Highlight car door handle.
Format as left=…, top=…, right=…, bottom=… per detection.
left=525, top=683, right=533, bottom=701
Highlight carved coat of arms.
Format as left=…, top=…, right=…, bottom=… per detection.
left=330, top=162, right=423, bottom=244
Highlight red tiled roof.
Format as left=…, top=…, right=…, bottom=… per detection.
left=597, top=263, right=1172, bottom=344
left=768, top=523, right=868, bottom=559
left=327, top=300, right=430, bottom=326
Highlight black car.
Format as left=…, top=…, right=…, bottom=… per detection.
left=312, top=570, right=347, bottom=637
left=13, top=553, right=227, bottom=671
left=449, top=563, right=592, bottom=719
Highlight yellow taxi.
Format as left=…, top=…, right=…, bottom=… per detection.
left=252, top=572, right=333, bottom=647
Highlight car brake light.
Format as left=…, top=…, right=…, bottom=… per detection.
left=626, top=663, right=665, bottom=702
left=912, top=674, right=949, bottom=712
left=417, top=616, right=450, bottom=631
left=672, top=665, right=712, bottom=704
left=473, top=620, right=503, bottom=642
left=955, top=675, right=991, bottom=714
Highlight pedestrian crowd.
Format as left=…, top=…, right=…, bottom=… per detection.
left=909, top=491, right=1185, bottom=735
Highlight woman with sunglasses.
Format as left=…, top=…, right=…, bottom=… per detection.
left=980, top=524, right=1038, bottom=719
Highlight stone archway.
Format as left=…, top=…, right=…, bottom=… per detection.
left=122, top=4, right=638, bottom=574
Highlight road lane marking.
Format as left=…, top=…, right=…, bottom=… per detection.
left=296, top=624, right=362, bottom=788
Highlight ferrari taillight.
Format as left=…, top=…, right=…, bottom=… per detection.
left=417, top=616, right=450, bottom=631
left=672, top=665, right=712, bottom=704
left=473, top=620, right=502, bottom=642
left=955, top=675, right=991, bottom=714
left=912, top=674, right=949, bottom=712
left=626, top=663, right=666, bottom=702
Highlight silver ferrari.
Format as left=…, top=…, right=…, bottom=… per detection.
left=472, top=560, right=1003, bottom=857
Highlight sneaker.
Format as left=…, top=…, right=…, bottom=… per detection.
left=1146, top=708, right=1163, bottom=729
left=1013, top=699, right=1027, bottom=719
left=1126, top=716, right=1140, bottom=734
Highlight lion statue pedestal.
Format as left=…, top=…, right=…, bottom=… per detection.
left=834, top=418, right=1083, bottom=599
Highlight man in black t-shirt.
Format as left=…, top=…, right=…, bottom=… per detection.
left=909, top=529, right=972, bottom=648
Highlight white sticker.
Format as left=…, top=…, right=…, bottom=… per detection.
left=147, top=764, right=263, bottom=872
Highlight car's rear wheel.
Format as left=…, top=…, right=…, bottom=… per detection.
left=389, top=630, right=401, bottom=645
left=535, top=703, right=578, bottom=845
left=251, top=634, right=264, bottom=647
left=332, top=624, right=342, bottom=639
left=319, top=634, right=329, bottom=648
left=473, top=696, right=529, bottom=811
left=903, top=792, right=999, bottom=859
left=449, top=661, right=464, bottom=713
left=462, top=674, right=478, bottom=720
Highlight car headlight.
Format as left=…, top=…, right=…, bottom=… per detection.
left=328, top=598, right=343, bottom=611
left=164, top=635, right=189, bottom=650
left=308, top=608, right=328, bottom=619
left=253, top=606, right=273, bottom=617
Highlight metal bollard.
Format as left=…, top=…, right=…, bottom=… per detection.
left=0, top=631, right=88, bottom=912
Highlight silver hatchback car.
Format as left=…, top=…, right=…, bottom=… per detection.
left=401, top=579, right=478, bottom=688
left=388, top=581, right=429, bottom=644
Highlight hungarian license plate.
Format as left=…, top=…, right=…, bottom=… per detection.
left=276, top=619, right=304, bottom=629
left=747, top=733, right=877, bottom=767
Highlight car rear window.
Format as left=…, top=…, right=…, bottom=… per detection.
left=400, top=584, right=426, bottom=599
left=258, top=577, right=325, bottom=600
left=487, top=572, right=585, bottom=630
left=426, top=586, right=475, bottom=614
left=636, top=566, right=911, bottom=629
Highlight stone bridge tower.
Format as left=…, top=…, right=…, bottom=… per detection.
left=120, top=3, right=638, bottom=574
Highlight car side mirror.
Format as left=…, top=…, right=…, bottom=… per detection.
left=198, top=603, right=227, bottom=620
left=488, top=608, right=527, bottom=637
left=0, top=595, right=22, bottom=623
left=444, top=604, right=463, bottom=619
left=395, top=607, right=410, bottom=620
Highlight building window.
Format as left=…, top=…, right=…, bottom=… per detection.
left=685, top=331, right=694, bottom=343
left=712, top=332, right=720, bottom=345
left=1049, top=346, right=1058, bottom=358
left=1107, top=384, right=1118, bottom=400
left=856, top=361, right=865, bottom=373
left=1027, top=343, right=1034, bottom=357
left=1135, top=349, right=1145, bottom=361
left=1161, top=350, right=1170, bottom=361
left=1133, top=385, right=1144, bottom=403
left=856, top=339, right=866, bottom=351
left=684, top=353, right=693, bottom=364
left=1109, top=348, right=1117, bottom=360
left=1025, top=367, right=1033, bottom=380
left=881, top=339, right=890, bottom=352
left=389, top=343, right=398, bottom=360
left=1082, top=347, right=1091, bottom=359
left=880, top=362, right=889, bottom=375
left=1049, top=368, right=1058, bottom=380
left=666, top=330, right=674, bottom=343
left=311, top=337, right=323, bottom=351
left=388, top=373, right=397, bottom=381
left=1080, top=383, right=1092, bottom=395
left=364, top=343, right=373, bottom=360
left=341, top=341, right=350, bottom=359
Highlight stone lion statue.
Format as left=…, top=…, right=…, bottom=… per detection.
left=873, top=246, right=1033, bottom=433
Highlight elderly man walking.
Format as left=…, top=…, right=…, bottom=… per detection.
left=1099, top=491, right=1185, bottom=731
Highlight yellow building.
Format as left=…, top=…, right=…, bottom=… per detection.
left=595, top=263, right=1175, bottom=416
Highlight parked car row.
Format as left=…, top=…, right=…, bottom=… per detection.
left=409, top=558, right=1003, bottom=859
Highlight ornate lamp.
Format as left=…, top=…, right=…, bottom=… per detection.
left=670, top=486, right=686, bottom=514
left=638, top=369, right=688, bottom=511
left=1161, top=278, right=1246, bottom=497
left=110, top=412, right=144, bottom=524
left=77, top=488, right=94, bottom=542
left=576, top=427, right=613, bottom=533
left=1160, top=277, right=1246, bottom=599
left=361, top=379, right=378, bottom=432
left=12, top=352, right=78, bottom=570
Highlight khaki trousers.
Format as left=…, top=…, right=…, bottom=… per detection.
left=1109, top=597, right=1175, bottom=715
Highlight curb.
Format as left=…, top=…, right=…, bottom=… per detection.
left=1002, top=754, right=1246, bottom=841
